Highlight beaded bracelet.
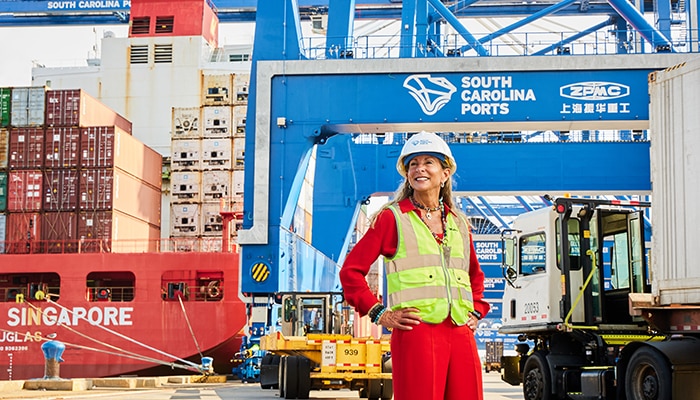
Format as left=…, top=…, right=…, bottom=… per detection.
left=372, top=307, right=387, bottom=325
left=368, top=304, right=386, bottom=324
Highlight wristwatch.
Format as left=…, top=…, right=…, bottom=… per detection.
left=470, top=310, right=482, bottom=320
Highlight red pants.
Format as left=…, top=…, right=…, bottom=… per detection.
left=390, top=318, right=483, bottom=400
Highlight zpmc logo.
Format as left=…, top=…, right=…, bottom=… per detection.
left=404, top=74, right=456, bottom=115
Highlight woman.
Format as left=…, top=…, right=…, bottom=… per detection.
left=339, top=131, right=490, bottom=400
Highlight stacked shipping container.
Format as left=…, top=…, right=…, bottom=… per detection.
left=0, top=87, right=161, bottom=253
left=169, top=73, right=247, bottom=250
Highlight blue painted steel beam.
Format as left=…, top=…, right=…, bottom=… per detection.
left=427, top=0, right=488, bottom=56
left=325, top=0, right=355, bottom=58
left=606, top=0, right=674, bottom=50
left=532, top=18, right=614, bottom=55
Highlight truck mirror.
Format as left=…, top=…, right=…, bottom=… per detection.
left=283, top=297, right=296, bottom=322
left=502, top=237, right=518, bottom=287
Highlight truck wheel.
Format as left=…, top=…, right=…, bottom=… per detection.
left=625, top=347, right=672, bottom=400
left=522, top=352, right=552, bottom=400
left=278, top=356, right=287, bottom=398
left=297, top=357, right=311, bottom=399
left=380, top=377, right=393, bottom=400
left=367, top=378, right=382, bottom=400
left=284, top=356, right=300, bottom=399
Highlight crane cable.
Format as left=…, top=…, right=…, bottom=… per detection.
left=0, top=327, right=199, bottom=373
left=177, top=293, right=203, bottom=359
left=31, top=298, right=202, bottom=370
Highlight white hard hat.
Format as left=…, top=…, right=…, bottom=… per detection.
left=396, top=131, right=456, bottom=177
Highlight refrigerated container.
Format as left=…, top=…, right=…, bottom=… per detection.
left=202, top=106, right=232, bottom=138
left=233, top=73, right=250, bottom=104
left=201, top=201, right=223, bottom=236
left=172, top=139, right=202, bottom=171
left=202, top=170, right=231, bottom=200
left=201, top=138, right=232, bottom=170
left=202, top=73, right=232, bottom=106
left=45, top=89, right=132, bottom=133
left=172, top=107, right=201, bottom=139
left=170, top=203, right=201, bottom=237
left=10, top=87, right=46, bottom=127
left=9, top=127, right=45, bottom=169
left=8, top=170, right=43, bottom=211
left=232, top=137, right=245, bottom=169
left=171, top=171, right=202, bottom=202
left=233, top=106, right=247, bottom=136
left=43, top=169, right=79, bottom=211
left=45, top=127, right=81, bottom=168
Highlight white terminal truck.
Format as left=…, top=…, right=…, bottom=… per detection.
left=498, top=58, right=700, bottom=400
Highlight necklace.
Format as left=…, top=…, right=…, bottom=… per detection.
left=410, top=196, right=442, bottom=220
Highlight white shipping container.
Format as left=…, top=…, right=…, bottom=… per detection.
left=232, top=169, right=245, bottom=195
left=202, top=73, right=233, bottom=106
left=233, top=106, right=247, bottom=136
left=202, top=106, right=232, bottom=138
left=649, top=57, right=700, bottom=306
left=171, top=171, right=202, bottom=202
left=202, top=170, right=232, bottom=200
left=170, top=203, right=201, bottom=237
left=171, top=139, right=202, bottom=171
left=233, top=137, right=245, bottom=169
left=233, top=73, right=250, bottom=104
left=10, top=87, right=46, bottom=127
left=172, top=107, right=201, bottom=139
left=202, top=138, right=232, bottom=170
left=201, top=201, right=223, bottom=236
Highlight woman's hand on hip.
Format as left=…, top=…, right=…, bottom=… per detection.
left=378, top=307, right=422, bottom=331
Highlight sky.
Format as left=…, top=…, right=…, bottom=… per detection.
left=0, top=23, right=256, bottom=88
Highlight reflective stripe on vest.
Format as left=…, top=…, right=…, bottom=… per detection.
left=385, top=205, right=475, bottom=325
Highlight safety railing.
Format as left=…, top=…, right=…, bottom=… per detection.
left=0, top=237, right=236, bottom=255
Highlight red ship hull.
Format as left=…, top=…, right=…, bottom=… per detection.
left=0, top=251, right=246, bottom=381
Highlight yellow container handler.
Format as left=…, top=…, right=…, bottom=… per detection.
left=258, top=293, right=392, bottom=400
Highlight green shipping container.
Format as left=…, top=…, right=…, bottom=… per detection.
left=0, top=88, right=10, bottom=127
left=0, top=172, right=6, bottom=211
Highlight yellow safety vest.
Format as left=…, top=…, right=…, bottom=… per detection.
left=385, top=205, right=475, bottom=326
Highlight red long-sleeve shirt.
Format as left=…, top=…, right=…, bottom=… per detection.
left=340, top=198, right=490, bottom=319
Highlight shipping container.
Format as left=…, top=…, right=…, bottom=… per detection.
left=8, top=170, right=43, bottom=212
left=45, top=127, right=81, bottom=168
left=172, top=107, right=201, bottom=139
left=171, top=171, right=202, bottom=202
left=6, top=212, right=41, bottom=254
left=233, top=73, right=250, bottom=104
left=233, top=106, right=247, bottom=136
left=79, top=168, right=161, bottom=226
left=649, top=58, right=700, bottom=306
left=201, top=201, right=223, bottom=236
left=201, top=138, right=232, bottom=170
left=9, top=127, right=45, bottom=169
left=10, top=87, right=46, bottom=127
left=232, top=137, right=245, bottom=169
left=0, top=172, right=6, bottom=211
left=232, top=169, right=244, bottom=195
left=170, top=203, right=201, bottom=236
left=45, top=89, right=132, bottom=133
left=202, top=170, right=231, bottom=200
left=0, top=214, right=6, bottom=253
left=81, top=126, right=161, bottom=188
left=41, top=211, right=78, bottom=253
left=0, top=128, right=8, bottom=168
left=0, top=88, right=10, bottom=127
left=172, top=139, right=202, bottom=171
left=43, top=169, right=79, bottom=211
left=202, top=106, right=232, bottom=138
left=78, top=210, right=160, bottom=253
left=202, top=73, right=232, bottom=106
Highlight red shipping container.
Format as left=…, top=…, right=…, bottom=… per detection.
left=8, top=170, right=43, bottom=211
left=79, top=168, right=161, bottom=226
left=45, top=127, right=81, bottom=168
left=6, top=212, right=41, bottom=254
left=9, top=127, right=44, bottom=169
left=43, top=169, right=79, bottom=211
left=45, top=89, right=132, bottom=133
left=78, top=210, right=160, bottom=253
left=80, top=126, right=161, bottom=188
left=41, top=211, right=78, bottom=253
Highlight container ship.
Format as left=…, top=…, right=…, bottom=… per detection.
left=0, top=0, right=251, bottom=380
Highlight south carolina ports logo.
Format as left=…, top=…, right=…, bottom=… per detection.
left=403, top=74, right=457, bottom=115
